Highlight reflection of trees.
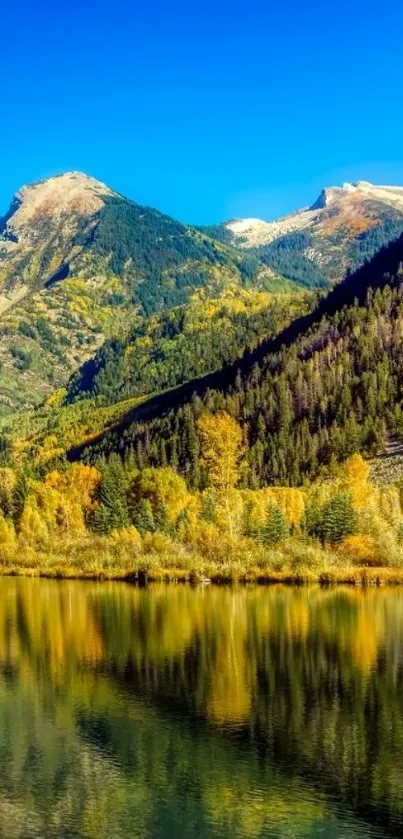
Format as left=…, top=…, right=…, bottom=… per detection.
left=0, top=581, right=402, bottom=835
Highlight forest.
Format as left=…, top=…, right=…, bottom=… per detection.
left=67, top=287, right=309, bottom=404
left=74, top=195, right=263, bottom=315
left=0, top=226, right=403, bottom=582
left=71, top=235, right=403, bottom=490
left=0, top=424, right=401, bottom=582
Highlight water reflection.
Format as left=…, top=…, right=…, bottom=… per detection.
left=0, top=580, right=401, bottom=837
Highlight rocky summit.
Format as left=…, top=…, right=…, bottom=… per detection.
left=207, top=181, right=403, bottom=285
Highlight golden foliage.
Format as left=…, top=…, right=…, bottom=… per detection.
left=0, top=513, right=16, bottom=550
left=341, top=454, right=373, bottom=509
left=198, top=412, right=244, bottom=493
left=378, top=485, right=402, bottom=525
left=128, top=467, right=189, bottom=521
left=44, top=464, right=101, bottom=514
left=339, top=534, right=378, bottom=566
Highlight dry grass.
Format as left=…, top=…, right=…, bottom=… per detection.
left=1, top=533, right=403, bottom=585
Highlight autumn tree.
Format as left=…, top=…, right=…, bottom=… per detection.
left=197, top=412, right=244, bottom=537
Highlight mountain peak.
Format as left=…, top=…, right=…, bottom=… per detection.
left=2, top=171, right=113, bottom=244
left=309, top=180, right=403, bottom=211
left=310, top=181, right=364, bottom=210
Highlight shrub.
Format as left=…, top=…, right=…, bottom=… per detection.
left=339, top=534, right=378, bottom=566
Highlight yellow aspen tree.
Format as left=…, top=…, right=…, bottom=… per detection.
left=341, top=454, right=373, bottom=509
left=19, top=500, right=49, bottom=547
left=197, top=412, right=244, bottom=538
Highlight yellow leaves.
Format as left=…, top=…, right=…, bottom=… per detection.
left=44, top=464, right=101, bottom=513
left=339, top=534, right=378, bottom=566
left=378, top=485, right=402, bottom=525
left=198, top=412, right=244, bottom=493
left=0, top=467, right=16, bottom=497
left=0, top=513, right=16, bottom=549
left=108, top=526, right=142, bottom=550
left=142, top=531, right=176, bottom=556
left=270, top=488, right=305, bottom=529
left=342, top=453, right=370, bottom=486
left=198, top=413, right=245, bottom=538
left=45, top=388, right=67, bottom=408
left=240, top=487, right=305, bottom=531
left=128, top=467, right=190, bottom=522
left=18, top=464, right=102, bottom=546
left=45, top=254, right=63, bottom=278
left=19, top=499, right=49, bottom=547
left=341, top=454, right=374, bottom=509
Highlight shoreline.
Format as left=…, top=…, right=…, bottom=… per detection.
left=2, top=563, right=403, bottom=586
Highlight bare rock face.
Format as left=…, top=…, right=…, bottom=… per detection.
left=219, top=181, right=403, bottom=285
left=224, top=182, right=403, bottom=248
left=1, top=172, right=113, bottom=245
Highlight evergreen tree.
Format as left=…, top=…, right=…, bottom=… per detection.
left=91, top=503, right=111, bottom=535
left=242, top=498, right=255, bottom=537
left=95, top=455, right=130, bottom=533
left=200, top=490, right=216, bottom=523
left=154, top=497, right=171, bottom=533
left=12, top=472, right=29, bottom=528
left=134, top=499, right=155, bottom=535
left=316, top=492, right=358, bottom=544
left=262, top=504, right=290, bottom=546
left=176, top=507, right=191, bottom=541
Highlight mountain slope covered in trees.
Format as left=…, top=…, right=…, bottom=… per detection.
left=66, top=285, right=309, bottom=405
left=0, top=172, right=290, bottom=413
left=70, top=233, right=403, bottom=487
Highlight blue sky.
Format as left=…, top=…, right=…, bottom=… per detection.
left=1, top=0, right=403, bottom=224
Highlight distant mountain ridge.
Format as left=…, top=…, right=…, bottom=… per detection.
left=204, top=181, right=403, bottom=286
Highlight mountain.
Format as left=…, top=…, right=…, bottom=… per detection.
left=204, top=181, right=403, bottom=287
left=66, top=285, right=309, bottom=406
left=66, top=233, right=403, bottom=486
left=0, top=171, right=291, bottom=413
left=2, top=170, right=403, bottom=429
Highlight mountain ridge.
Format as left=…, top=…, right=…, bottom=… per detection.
left=204, top=180, right=403, bottom=287
left=0, top=171, right=288, bottom=413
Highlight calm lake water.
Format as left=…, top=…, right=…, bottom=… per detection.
left=0, top=580, right=402, bottom=838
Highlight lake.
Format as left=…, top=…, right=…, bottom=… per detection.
left=0, top=579, right=402, bottom=837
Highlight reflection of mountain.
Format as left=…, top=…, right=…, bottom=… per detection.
left=0, top=580, right=402, bottom=837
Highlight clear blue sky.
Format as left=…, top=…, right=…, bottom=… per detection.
left=1, top=0, right=403, bottom=224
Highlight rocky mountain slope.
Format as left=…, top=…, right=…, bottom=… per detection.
left=0, top=172, right=289, bottom=413
left=205, top=181, right=403, bottom=287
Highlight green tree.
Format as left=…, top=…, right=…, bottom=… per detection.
left=91, top=503, right=111, bottom=535
left=94, top=455, right=129, bottom=533
left=200, top=490, right=216, bottom=523
left=154, top=498, right=171, bottom=533
left=134, top=499, right=155, bottom=535
left=317, top=492, right=358, bottom=544
left=12, top=472, right=30, bottom=528
left=262, top=504, right=290, bottom=546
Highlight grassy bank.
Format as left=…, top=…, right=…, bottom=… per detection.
left=2, top=533, right=403, bottom=586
